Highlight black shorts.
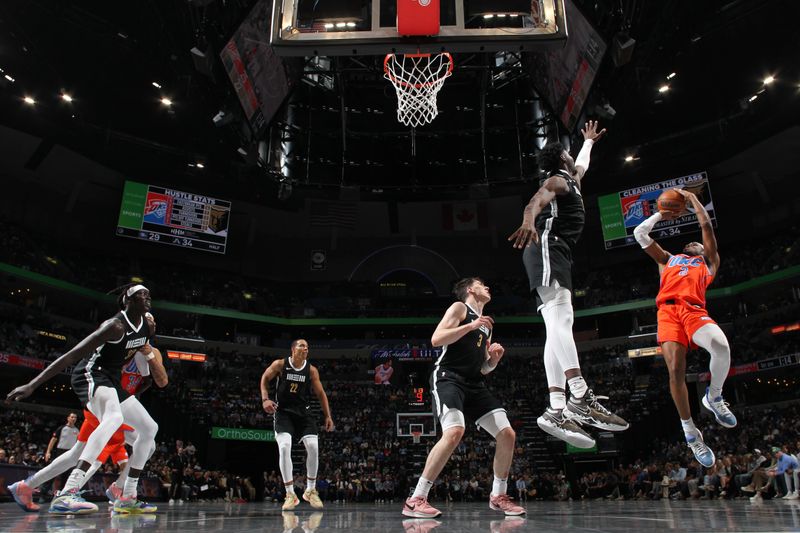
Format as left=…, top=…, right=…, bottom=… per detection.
left=274, top=410, right=317, bottom=442
left=71, top=360, right=130, bottom=407
left=431, top=368, right=504, bottom=424
left=522, top=236, right=573, bottom=307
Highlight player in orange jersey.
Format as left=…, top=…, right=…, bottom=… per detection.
left=634, top=188, right=736, bottom=468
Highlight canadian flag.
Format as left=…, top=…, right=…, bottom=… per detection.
left=442, top=202, right=488, bottom=231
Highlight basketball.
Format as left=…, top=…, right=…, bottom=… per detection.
left=657, top=189, right=685, bottom=214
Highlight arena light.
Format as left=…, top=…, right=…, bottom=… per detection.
left=195, top=162, right=205, bottom=169
left=23, top=96, right=35, bottom=105
left=483, top=14, right=494, bottom=19
left=60, top=93, right=73, bottom=103
left=763, top=75, right=775, bottom=85
left=346, top=21, right=356, bottom=28
left=624, top=155, right=634, bottom=162
left=335, top=22, right=346, bottom=28
left=152, top=81, right=162, bottom=89
left=324, top=23, right=334, bottom=29
left=160, top=97, right=173, bottom=107
left=667, top=72, right=676, bottom=80
left=658, top=84, right=670, bottom=93
left=5, top=74, right=15, bottom=83
left=748, top=94, right=758, bottom=102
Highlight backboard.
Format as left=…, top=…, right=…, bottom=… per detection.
left=397, top=412, right=438, bottom=438
left=271, top=0, right=568, bottom=56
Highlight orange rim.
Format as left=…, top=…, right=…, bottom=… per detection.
left=384, top=52, right=454, bottom=90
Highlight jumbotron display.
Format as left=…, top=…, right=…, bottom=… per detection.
left=598, top=172, right=717, bottom=250
left=116, top=181, right=231, bottom=254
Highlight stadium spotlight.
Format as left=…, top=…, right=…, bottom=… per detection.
left=23, top=96, right=35, bottom=105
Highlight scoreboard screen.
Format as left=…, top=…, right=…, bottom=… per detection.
left=598, top=172, right=716, bottom=250
left=116, top=181, right=231, bottom=254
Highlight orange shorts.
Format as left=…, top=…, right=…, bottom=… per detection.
left=78, top=410, right=132, bottom=464
left=97, top=438, right=128, bottom=465
left=657, top=301, right=717, bottom=348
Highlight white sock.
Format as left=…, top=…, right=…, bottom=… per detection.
left=62, top=468, right=86, bottom=492
left=307, top=478, right=316, bottom=491
left=491, top=476, right=507, bottom=497
left=412, top=477, right=434, bottom=499
left=285, top=483, right=295, bottom=495
left=122, top=476, right=138, bottom=498
left=567, top=376, right=588, bottom=400
left=549, top=391, right=566, bottom=411
left=681, top=418, right=697, bottom=439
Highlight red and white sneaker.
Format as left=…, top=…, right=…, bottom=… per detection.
left=489, top=494, right=526, bottom=516
left=8, top=480, right=40, bottom=512
left=402, top=496, right=442, bottom=518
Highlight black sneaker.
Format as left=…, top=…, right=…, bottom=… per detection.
left=537, top=407, right=595, bottom=448
left=566, top=389, right=629, bottom=431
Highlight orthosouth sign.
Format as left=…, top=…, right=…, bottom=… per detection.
left=210, top=427, right=275, bottom=442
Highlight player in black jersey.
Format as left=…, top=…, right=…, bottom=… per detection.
left=509, top=121, right=628, bottom=449
left=403, top=278, right=525, bottom=519
left=261, top=339, right=333, bottom=511
left=6, top=284, right=159, bottom=514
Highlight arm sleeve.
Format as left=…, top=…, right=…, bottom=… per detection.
left=574, top=139, right=594, bottom=172
left=633, top=212, right=663, bottom=248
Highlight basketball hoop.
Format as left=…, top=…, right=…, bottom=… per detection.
left=384, top=52, right=454, bottom=127
left=411, top=430, right=422, bottom=444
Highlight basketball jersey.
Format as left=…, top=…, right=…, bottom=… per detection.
left=656, top=254, right=715, bottom=307
left=535, top=170, right=585, bottom=248
left=375, top=364, right=393, bottom=383
left=276, top=357, right=312, bottom=414
left=120, top=353, right=149, bottom=395
left=435, top=303, right=490, bottom=381
left=88, top=311, right=150, bottom=376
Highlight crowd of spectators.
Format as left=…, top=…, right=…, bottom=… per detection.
left=1, top=218, right=796, bottom=319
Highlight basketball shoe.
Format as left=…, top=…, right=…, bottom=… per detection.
left=303, top=489, right=324, bottom=509
left=565, top=389, right=629, bottom=431
left=402, top=496, right=441, bottom=518
left=537, top=407, right=595, bottom=448
left=48, top=489, right=98, bottom=515
left=7, top=479, right=40, bottom=512
left=488, top=494, right=525, bottom=516
left=686, top=430, right=715, bottom=468
left=282, top=492, right=300, bottom=511
left=702, top=387, right=737, bottom=428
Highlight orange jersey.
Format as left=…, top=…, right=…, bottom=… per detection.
left=656, top=254, right=714, bottom=307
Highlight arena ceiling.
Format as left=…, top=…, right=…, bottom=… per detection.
left=0, top=0, right=798, bottom=202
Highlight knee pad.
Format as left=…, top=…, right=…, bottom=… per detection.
left=440, top=408, right=466, bottom=432
left=475, top=409, right=511, bottom=438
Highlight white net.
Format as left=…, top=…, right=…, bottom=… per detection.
left=384, top=52, right=453, bottom=127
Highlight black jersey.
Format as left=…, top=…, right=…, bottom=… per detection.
left=435, top=304, right=490, bottom=381
left=276, top=357, right=312, bottom=415
left=85, top=311, right=150, bottom=376
left=535, top=169, right=585, bottom=248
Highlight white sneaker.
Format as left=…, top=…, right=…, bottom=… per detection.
left=784, top=492, right=799, bottom=500
left=169, top=499, right=175, bottom=505
left=749, top=493, right=763, bottom=503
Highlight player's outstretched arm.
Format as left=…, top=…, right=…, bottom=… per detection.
left=431, top=302, right=493, bottom=347
left=634, top=212, right=671, bottom=265
left=677, top=189, right=719, bottom=273
left=574, top=120, right=606, bottom=182
left=508, top=176, right=570, bottom=249
left=310, top=366, right=334, bottom=431
left=6, top=318, right=125, bottom=402
left=260, top=359, right=284, bottom=414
